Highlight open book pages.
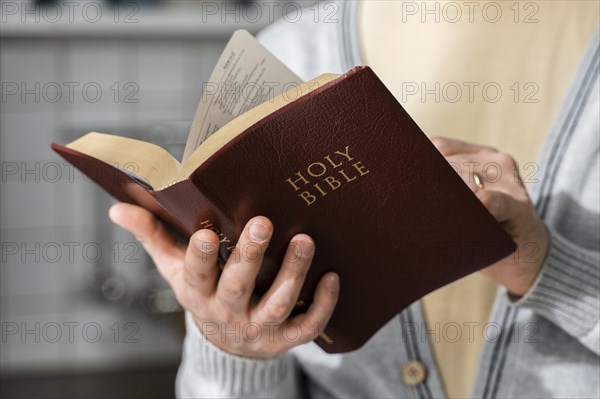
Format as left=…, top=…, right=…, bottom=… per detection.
left=182, top=30, right=303, bottom=161
left=66, top=73, right=339, bottom=190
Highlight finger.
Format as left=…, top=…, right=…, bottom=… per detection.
left=183, top=229, right=221, bottom=298
left=444, top=154, right=483, bottom=192
left=109, top=203, right=185, bottom=282
left=283, top=272, right=339, bottom=348
left=216, top=216, right=273, bottom=311
left=253, top=234, right=315, bottom=323
left=431, top=136, right=498, bottom=156
left=476, top=189, right=516, bottom=224
left=446, top=152, right=518, bottom=193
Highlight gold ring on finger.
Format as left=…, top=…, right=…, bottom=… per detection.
left=473, top=172, right=485, bottom=190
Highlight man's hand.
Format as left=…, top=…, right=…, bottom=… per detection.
left=109, top=203, right=339, bottom=358
left=432, top=137, right=550, bottom=297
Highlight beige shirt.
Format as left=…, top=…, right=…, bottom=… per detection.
left=358, top=1, right=598, bottom=397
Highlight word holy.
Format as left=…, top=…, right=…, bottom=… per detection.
left=285, top=146, right=369, bottom=206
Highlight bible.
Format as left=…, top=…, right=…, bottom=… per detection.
left=51, top=32, right=516, bottom=354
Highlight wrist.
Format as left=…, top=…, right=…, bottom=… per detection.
left=506, top=224, right=550, bottom=297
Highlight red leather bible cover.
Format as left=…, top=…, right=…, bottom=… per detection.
left=52, top=66, right=516, bottom=353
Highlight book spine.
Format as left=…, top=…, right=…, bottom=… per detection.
left=151, top=178, right=237, bottom=263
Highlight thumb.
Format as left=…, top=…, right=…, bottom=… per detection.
left=109, top=203, right=185, bottom=281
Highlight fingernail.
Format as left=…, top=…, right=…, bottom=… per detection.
left=326, top=274, right=339, bottom=291
left=293, top=239, right=315, bottom=259
left=195, top=233, right=216, bottom=253
left=248, top=221, right=271, bottom=243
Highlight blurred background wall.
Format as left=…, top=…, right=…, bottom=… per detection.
left=0, top=0, right=292, bottom=396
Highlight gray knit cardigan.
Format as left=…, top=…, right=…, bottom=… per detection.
left=176, top=3, right=600, bottom=397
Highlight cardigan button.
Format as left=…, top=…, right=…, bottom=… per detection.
left=402, top=360, right=427, bottom=386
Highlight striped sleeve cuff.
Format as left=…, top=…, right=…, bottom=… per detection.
left=509, top=230, right=600, bottom=338
left=176, top=312, right=299, bottom=398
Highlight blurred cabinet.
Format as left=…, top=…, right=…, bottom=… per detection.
left=0, top=0, right=275, bottom=375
